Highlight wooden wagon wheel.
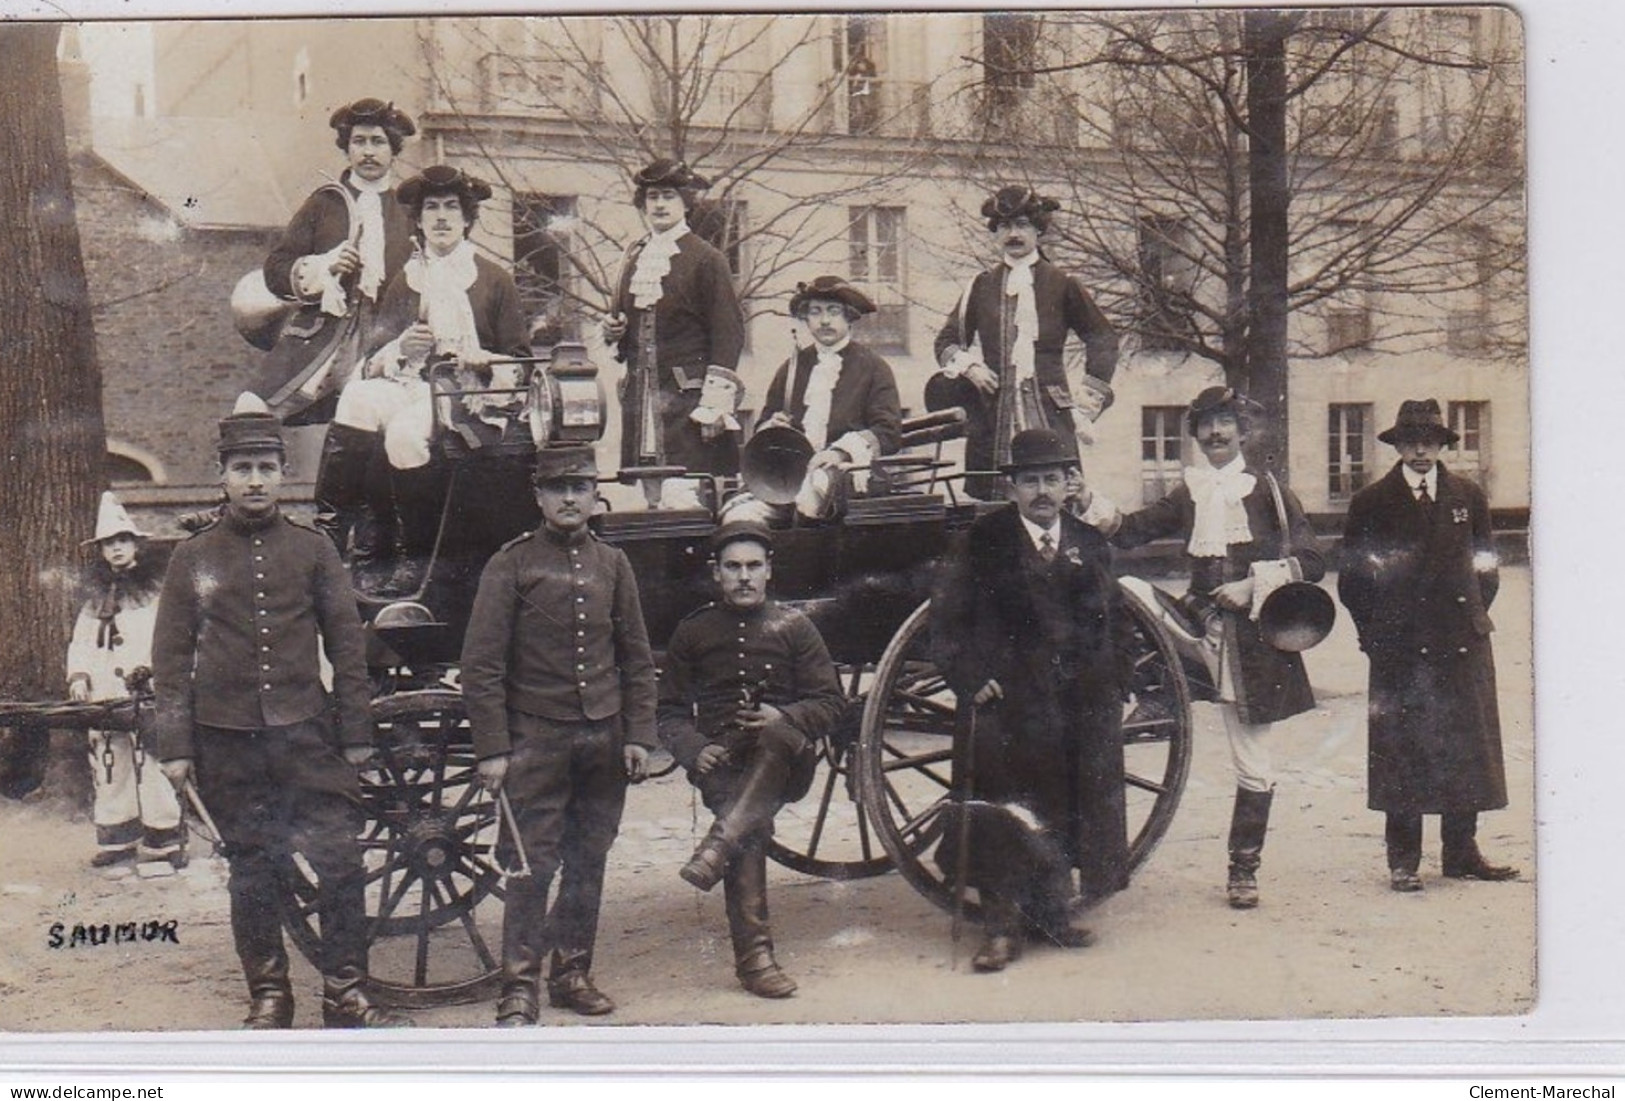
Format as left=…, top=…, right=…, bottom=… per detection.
left=278, top=689, right=503, bottom=1008
left=854, top=583, right=1193, bottom=918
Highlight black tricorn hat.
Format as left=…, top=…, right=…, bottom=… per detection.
left=328, top=98, right=416, bottom=138
left=981, top=185, right=1061, bottom=232
left=397, top=165, right=494, bottom=210
left=1185, top=385, right=1264, bottom=436
left=999, top=428, right=1078, bottom=474
left=1377, top=398, right=1459, bottom=447
left=710, top=519, right=774, bottom=556
left=532, top=445, right=600, bottom=485
left=788, top=276, right=877, bottom=318
left=923, top=372, right=984, bottom=416
left=633, top=158, right=710, bottom=194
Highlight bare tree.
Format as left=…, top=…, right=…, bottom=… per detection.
left=0, top=24, right=107, bottom=794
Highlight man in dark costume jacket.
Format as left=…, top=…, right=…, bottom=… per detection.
left=1337, top=399, right=1517, bottom=891
left=930, top=428, right=1135, bottom=973
left=930, top=186, right=1118, bottom=499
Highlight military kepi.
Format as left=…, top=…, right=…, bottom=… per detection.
left=533, top=445, right=599, bottom=485
left=218, top=392, right=285, bottom=455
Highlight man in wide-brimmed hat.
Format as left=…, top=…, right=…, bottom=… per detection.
left=602, top=158, right=746, bottom=506
left=461, top=445, right=656, bottom=1023
left=1338, top=399, right=1518, bottom=893
left=657, top=520, right=844, bottom=997
left=152, top=394, right=410, bottom=1029
left=930, top=428, right=1134, bottom=973
left=725, top=275, right=903, bottom=524
left=929, top=186, right=1118, bottom=500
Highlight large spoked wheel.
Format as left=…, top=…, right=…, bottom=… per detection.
left=766, top=663, right=894, bottom=880
left=279, top=689, right=504, bottom=1008
left=855, top=584, right=1193, bottom=917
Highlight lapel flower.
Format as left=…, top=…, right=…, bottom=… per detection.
left=1064, top=546, right=1084, bottom=566
left=1452, top=507, right=1469, bottom=524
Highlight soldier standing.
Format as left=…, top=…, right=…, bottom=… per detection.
left=658, top=521, right=845, bottom=997
left=152, top=394, right=409, bottom=1029
left=460, top=446, right=655, bottom=1023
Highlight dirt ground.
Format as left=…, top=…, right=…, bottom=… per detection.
left=0, top=568, right=1534, bottom=1034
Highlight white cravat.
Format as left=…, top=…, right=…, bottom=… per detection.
left=629, top=221, right=688, bottom=309
left=405, top=239, right=481, bottom=359
left=351, top=173, right=390, bottom=302
left=801, top=338, right=849, bottom=449
left=1004, top=253, right=1040, bottom=383
left=1184, top=454, right=1256, bottom=557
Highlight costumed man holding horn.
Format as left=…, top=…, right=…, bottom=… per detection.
left=1091, top=387, right=1328, bottom=910
left=1338, top=399, right=1518, bottom=892
left=332, top=165, right=530, bottom=592
left=929, top=186, right=1118, bottom=501
left=724, top=276, right=902, bottom=524
left=67, top=491, right=184, bottom=876
left=657, top=520, right=845, bottom=998
left=461, top=446, right=656, bottom=1024
left=930, top=428, right=1135, bottom=973
left=601, top=159, right=747, bottom=509
left=152, top=394, right=411, bottom=1029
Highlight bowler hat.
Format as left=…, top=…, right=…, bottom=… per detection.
left=1377, top=398, right=1459, bottom=447
left=328, top=98, right=416, bottom=139
left=217, top=392, right=285, bottom=456
left=633, top=158, right=710, bottom=194
left=788, top=276, right=877, bottom=318
left=1185, top=386, right=1264, bottom=436
left=999, top=428, right=1078, bottom=474
left=982, top=186, right=1061, bottom=232
left=397, top=165, right=493, bottom=211
left=710, top=519, right=773, bottom=556
left=532, top=445, right=599, bottom=485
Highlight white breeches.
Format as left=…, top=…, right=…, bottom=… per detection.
left=87, top=729, right=181, bottom=843
left=1220, top=705, right=1274, bottom=793
left=334, top=377, right=434, bottom=470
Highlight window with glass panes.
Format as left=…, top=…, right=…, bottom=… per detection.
left=1447, top=401, right=1489, bottom=485
left=848, top=205, right=908, bottom=353
left=1328, top=403, right=1374, bottom=502
left=1141, top=406, right=1186, bottom=503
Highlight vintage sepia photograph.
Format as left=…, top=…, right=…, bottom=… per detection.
left=0, top=6, right=1531, bottom=1036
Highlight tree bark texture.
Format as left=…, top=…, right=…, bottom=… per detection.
left=1243, top=11, right=1292, bottom=477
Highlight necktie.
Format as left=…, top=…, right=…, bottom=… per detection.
left=1039, top=533, right=1056, bottom=562
left=1417, top=483, right=1434, bottom=512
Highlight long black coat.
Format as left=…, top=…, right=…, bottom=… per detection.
left=1114, top=466, right=1325, bottom=725
left=930, top=506, right=1136, bottom=903
left=1337, top=462, right=1507, bottom=813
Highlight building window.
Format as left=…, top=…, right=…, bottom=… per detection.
left=1328, top=403, right=1374, bottom=503
left=982, top=13, right=1039, bottom=124
left=692, top=198, right=748, bottom=278
left=1137, top=215, right=1196, bottom=353
left=1326, top=306, right=1372, bottom=353
left=1141, top=406, right=1187, bottom=504
left=1447, top=401, right=1489, bottom=485
left=848, top=205, right=908, bottom=354
left=512, top=193, right=577, bottom=346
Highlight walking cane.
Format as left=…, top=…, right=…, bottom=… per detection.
left=181, top=778, right=225, bottom=856
left=495, top=788, right=533, bottom=881
left=950, top=703, right=977, bottom=971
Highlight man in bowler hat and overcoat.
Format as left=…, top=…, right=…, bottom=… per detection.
left=930, top=428, right=1136, bottom=972
left=1338, top=399, right=1517, bottom=891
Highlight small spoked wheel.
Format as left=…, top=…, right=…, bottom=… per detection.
left=854, top=587, right=1193, bottom=917
left=278, top=689, right=504, bottom=1008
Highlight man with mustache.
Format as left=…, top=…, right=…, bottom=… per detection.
left=656, top=520, right=844, bottom=997
left=930, top=429, right=1136, bottom=972
left=1338, top=399, right=1518, bottom=892
left=929, top=186, right=1118, bottom=500
left=461, top=445, right=656, bottom=1023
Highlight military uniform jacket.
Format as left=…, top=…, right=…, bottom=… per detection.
left=656, top=600, right=845, bottom=770
left=760, top=340, right=903, bottom=459
left=368, top=253, right=531, bottom=362
left=262, top=172, right=413, bottom=304
left=1337, top=461, right=1507, bottom=813
left=461, top=526, right=657, bottom=760
left=152, top=509, right=372, bottom=759
left=613, top=232, right=746, bottom=473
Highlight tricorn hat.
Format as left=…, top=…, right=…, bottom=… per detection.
left=633, top=158, right=710, bottom=195
left=789, top=276, right=877, bottom=318
left=999, top=428, right=1079, bottom=474
left=924, top=372, right=984, bottom=417
left=218, top=392, right=285, bottom=456
left=710, top=519, right=774, bottom=556
left=982, top=186, right=1061, bottom=232
left=1185, top=385, right=1264, bottom=436
left=532, top=444, right=600, bottom=485
left=397, top=165, right=494, bottom=211
left=81, top=490, right=149, bottom=547
left=1377, top=398, right=1459, bottom=447
left=328, top=98, right=416, bottom=139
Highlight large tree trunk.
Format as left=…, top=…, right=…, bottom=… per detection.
left=1243, top=11, right=1292, bottom=477
left=0, top=24, right=107, bottom=796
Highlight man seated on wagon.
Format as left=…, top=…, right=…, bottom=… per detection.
left=722, top=276, right=902, bottom=524
left=657, top=520, right=846, bottom=997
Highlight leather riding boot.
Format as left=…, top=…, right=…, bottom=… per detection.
left=1441, top=812, right=1519, bottom=881
left=232, top=901, right=294, bottom=1030
left=321, top=967, right=413, bottom=1028
left=1226, top=787, right=1274, bottom=910
left=972, top=891, right=1022, bottom=973
left=383, top=465, right=443, bottom=596
left=496, top=872, right=552, bottom=1026
left=313, top=425, right=381, bottom=556
left=681, top=740, right=795, bottom=892
left=725, top=841, right=796, bottom=998
left=547, top=949, right=615, bottom=1016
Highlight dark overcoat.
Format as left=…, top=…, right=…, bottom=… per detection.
left=930, top=505, right=1135, bottom=902
left=760, top=340, right=903, bottom=459
left=1337, top=462, right=1507, bottom=813
left=613, top=232, right=746, bottom=474
left=1114, top=466, right=1325, bottom=725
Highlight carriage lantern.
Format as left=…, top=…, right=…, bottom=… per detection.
left=527, top=342, right=606, bottom=447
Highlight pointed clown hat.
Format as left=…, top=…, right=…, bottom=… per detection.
left=81, top=490, right=149, bottom=546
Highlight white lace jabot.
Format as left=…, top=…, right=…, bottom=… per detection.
left=1184, top=454, right=1256, bottom=557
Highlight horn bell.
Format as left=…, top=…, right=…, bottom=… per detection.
left=741, top=424, right=815, bottom=505
left=1258, top=581, right=1336, bottom=652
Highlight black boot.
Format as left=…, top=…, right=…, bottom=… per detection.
left=680, top=739, right=795, bottom=892
left=1441, top=812, right=1519, bottom=881
left=725, top=840, right=796, bottom=998
left=972, top=890, right=1022, bottom=973
left=1386, top=813, right=1424, bottom=891
left=313, top=425, right=383, bottom=557
left=547, top=949, right=615, bottom=1016
left=382, top=465, right=445, bottom=597
left=321, top=967, right=413, bottom=1028
left=231, top=898, right=293, bottom=1029
left=1226, top=787, right=1274, bottom=910
left=496, top=872, right=552, bottom=1026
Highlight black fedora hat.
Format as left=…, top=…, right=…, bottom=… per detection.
left=328, top=98, right=416, bottom=139
left=1377, top=399, right=1459, bottom=446
left=1185, top=385, right=1264, bottom=436
left=981, top=185, right=1061, bottom=232
left=999, top=428, right=1078, bottom=474
left=633, top=158, right=710, bottom=194
left=788, top=276, right=876, bottom=318
left=397, top=165, right=494, bottom=210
